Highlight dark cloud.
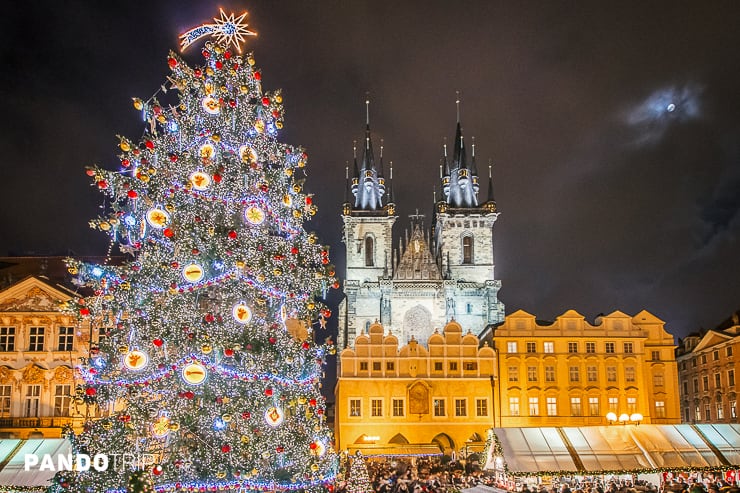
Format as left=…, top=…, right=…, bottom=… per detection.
left=1, top=0, right=740, bottom=339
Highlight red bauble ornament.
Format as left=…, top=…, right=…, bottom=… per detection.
left=332, top=281, right=340, bottom=289
left=213, top=173, right=223, bottom=183
left=169, top=154, right=178, bottom=162
left=277, top=446, right=284, bottom=453
left=221, top=444, right=231, bottom=453
left=153, top=338, right=164, bottom=347
left=80, top=307, right=90, bottom=316
left=97, top=180, right=108, bottom=189
left=194, top=68, right=203, bottom=77
left=254, top=71, right=262, bottom=80
left=228, top=99, right=236, bottom=108
left=205, top=313, right=215, bottom=323
left=152, top=464, right=164, bottom=475
left=302, top=341, right=310, bottom=350
left=127, top=190, right=138, bottom=199
left=241, top=412, right=251, bottom=419
left=202, top=49, right=210, bottom=58
left=224, top=348, right=234, bottom=357
left=171, top=261, right=179, bottom=268
left=224, top=50, right=232, bottom=59
left=192, top=248, right=200, bottom=255
left=228, top=230, right=237, bottom=239
left=167, top=57, right=178, bottom=68
left=321, top=258, right=329, bottom=265
left=145, top=140, right=154, bottom=150
left=163, top=228, right=174, bottom=238
left=184, top=391, right=195, bottom=399
left=215, top=61, right=223, bottom=70
left=305, top=197, right=313, bottom=205
left=85, top=169, right=95, bottom=176
left=261, top=97, right=270, bottom=106
left=322, top=309, right=332, bottom=318
left=265, top=388, right=273, bottom=396
left=309, top=398, right=317, bottom=407
left=291, top=247, right=299, bottom=255
left=85, top=387, right=96, bottom=396
left=269, top=337, right=277, bottom=344
left=260, top=184, right=269, bottom=192
left=121, top=159, right=130, bottom=167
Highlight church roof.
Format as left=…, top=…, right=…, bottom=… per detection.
left=393, top=218, right=441, bottom=280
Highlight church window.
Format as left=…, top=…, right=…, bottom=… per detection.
left=545, top=366, right=555, bottom=382
left=507, top=341, right=517, bottom=353
left=570, top=397, right=582, bottom=416
left=508, top=366, right=518, bottom=382
left=526, top=342, right=536, bottom=353
left=364, top=236, right=374, bottom=266
left=586, top=342, right=596, bottom=353
left=360, top=362, right=368, bottom=371
left=589, top=397, right=599, bottom=416
left=625, top=366, right=635, bottom=382
left=449, top=362, right=458, bottom=371
left=543, top=342, right=554, bottom=353
left=372, top=362, right=381, bottom=371
left=654, top=373, right=664, bottom=387
left=466, top=303, right=473, bottom=314
left=434, top=362, right=443, bottom=371
left=509, top=397, right=520, bottom=416
left=464, top=362, right=477, bottom=371
left=386, top=362, right=395, bottom=371
left=462, top=235, right=473, bottom=264
left=529, top=397, right=539, bottom=416
left=547, top=397, right=557, bottom=416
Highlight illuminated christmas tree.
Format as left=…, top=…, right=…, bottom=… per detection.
left=346, top=453, right=372, bottom=493
left=56, top=10, right=338, bottom=493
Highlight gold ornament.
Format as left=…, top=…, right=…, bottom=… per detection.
left=241, top=436, right=250, bottom=444
left=275, top=95, right=283, bottom=104
left=240, top=85, right=249, bottom=94
left=254, top=119, right=265, bottom=133
left=168, top=423, right=180, bottom=431
left=123, top=350, right=148, bottom=371
left=118, top=345, right=130, bottom=354
left=245, top=206, right=265, bottom=225
left=276, top=121, right=283, bottom=129
left=67, top=266, right=78, bottom=275
left=182, top=264, right=204, bottom=283
left=211, top=133, right=221, bottom=142
left=236, top=260, right=245, bottom=268
left=232, top=303, right=252, bottom=324
left=247, top=56, right=255, bottom=66
left=284, top=168, right=293, bottom=177
left=222, top=414, right=232, bottom=422
left=201, top=344, right=213, bottom=354
left=182, top=363, right=207, bottom=385
left=189, top=171, right=211, bottom=191
left=119, top=140, right=131, bottom=152
left=283, top=195, right=293, bottom=207
left=146, top=208, right=170, bottom=229
left=311, top=464, right=319, bottom=472
left=102, top=421, right=113, bottom=430
left=133, top=99, right=143, bottom=110
left=199, top=143, right=215, bottom=160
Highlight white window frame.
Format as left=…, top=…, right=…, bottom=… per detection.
left=349, top=398, right=362, bottom=417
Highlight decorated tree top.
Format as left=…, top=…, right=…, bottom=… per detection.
left=57, top=11, right=338, bottom=493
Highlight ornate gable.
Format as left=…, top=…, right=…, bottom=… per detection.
left=0, top=276, right=75, bottom=312
left=394, top=222, right=441, bottom=280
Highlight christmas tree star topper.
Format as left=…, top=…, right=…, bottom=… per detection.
left=180, top=9, right=257, bottom=53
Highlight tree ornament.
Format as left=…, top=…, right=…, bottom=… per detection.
left=182, top=264, right=204, bottom=283
left=265, top=406, right=284, bottom=427
left=232, top=302, right=252, bottom=324
left=182, top=363, right=207, bottom=385
left=153, top=338, right=164, bottom=347
left=85, top=387, right=96, bottom=396
left=245, top=205, right=265, bottom=225
left=123, top=350, right=149, bottom=371
left=189, top=171, right=211, bottom=190
left=146, top=208, right=170, bottom=229
left=199, top=143, right=215, bottom=160
left=202, top=96, right=220, bottom=114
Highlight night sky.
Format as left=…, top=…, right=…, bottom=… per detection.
left=1, top=1, right=739, bottom=341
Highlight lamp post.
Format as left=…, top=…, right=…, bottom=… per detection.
left=605, top=412, right=642, bottom=425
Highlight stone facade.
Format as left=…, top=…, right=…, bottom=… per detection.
left=0, top=276, right=91, bottom=438
left=676, top=311, right=740, bottom=424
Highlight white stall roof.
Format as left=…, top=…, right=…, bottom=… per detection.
left=492, top=427, right=576, bottom=473
left=0, top=439, right=71, bottom=488
left=489, top=424, right=740, bottom=475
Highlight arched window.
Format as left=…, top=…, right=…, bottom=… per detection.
left=365, top=236, right=374, bottom=266
left=462, top=235, right=473, bottom=264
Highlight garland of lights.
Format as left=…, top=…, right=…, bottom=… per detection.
left=50, top=11, right=338, bottom=493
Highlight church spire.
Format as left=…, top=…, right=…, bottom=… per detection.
left=348, top=96, right=389, bottom=212
left=441, top=95, right=479, bottom=208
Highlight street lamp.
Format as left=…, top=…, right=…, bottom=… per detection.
left=630, top=413, right=643, bottom=425
left=618, top=413, right=630, bottom=424
left=606, top=412, right=617, bottom=424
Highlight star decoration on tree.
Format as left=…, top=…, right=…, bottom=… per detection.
left=180, top=9, right=257, bottom=53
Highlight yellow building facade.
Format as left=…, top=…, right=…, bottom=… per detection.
left=490, top=309, right=680, bottom=427
left=0, top=276, right=90, bottom=438
left=335, top=309, right=680, bottom=455
left=336, top=320, right=495, bottom=456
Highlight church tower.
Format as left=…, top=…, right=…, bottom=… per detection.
left=338, top=100, right=397, bottom=349
left=433, top=98, right=505, bottom=326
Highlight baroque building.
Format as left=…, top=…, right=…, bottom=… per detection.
left=489, top=309, right=681, bottom=427
left=335, top=309, right=680, bottom=455
left=676, top=310, right=740, bottom=424
left=0, top=275, right=89, bottom=438
left=338, top=102, right=504, bottom=349
left=335, top=320, right=494, bottom=455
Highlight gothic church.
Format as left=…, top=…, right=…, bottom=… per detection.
left=338, top=103, right=505, bottom=348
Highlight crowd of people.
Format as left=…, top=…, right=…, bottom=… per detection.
left=334, top=457, right=494, bottom=493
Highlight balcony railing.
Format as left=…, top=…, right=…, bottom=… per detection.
left=0, top=416, right=82, bottom=429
